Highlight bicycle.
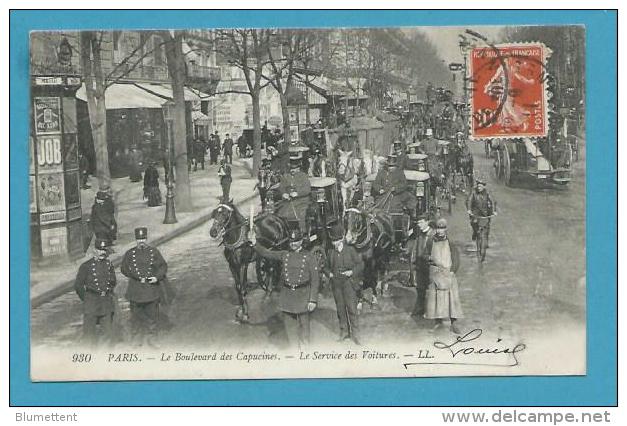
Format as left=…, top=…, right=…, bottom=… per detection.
left=468, top=212, right=498, bottom=262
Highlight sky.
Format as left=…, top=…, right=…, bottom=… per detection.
left=408, top=26, right=506, bottom=64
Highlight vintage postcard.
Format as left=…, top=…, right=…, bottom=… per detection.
left=28, top=24, right=586, bottom=381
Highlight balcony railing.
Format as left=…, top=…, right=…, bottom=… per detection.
left=107, top=63, right=170, bottom=83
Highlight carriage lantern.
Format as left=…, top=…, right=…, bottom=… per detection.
left=416, top=181, right=425, bottom=197
left=404, top=170, right=431, bottom=218
left=315, top=188, right=326, bottom=203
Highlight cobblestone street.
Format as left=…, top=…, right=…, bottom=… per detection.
left=31, top=141, right=586, bottom=354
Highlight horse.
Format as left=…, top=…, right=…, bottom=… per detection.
left=337, top=149, right=364, bottom=213
left=209, top=201, right=256, bottom=323
left=252, top=210, right=291, bottom=297
left=344, top=207, right=395, bottom=310
left=454, top=142, right=474, bottom=192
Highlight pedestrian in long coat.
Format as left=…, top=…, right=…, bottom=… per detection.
left=128, top=146, right=143, bottom=182
left=424, top=218, right=463, bottom=334
left=223, top=133, right=234, bottom=164
left=74, top=238, right=117, bottom=346
left=209, top=132, right=220, bottom=165
left=218, top=160, right=232, bottom=201
left=143, top=162, right=162, bottom=207
left=91, top=191, right=117, bottom=245
left=194, top=138, right=206, bottom=171
left=411, top=215, right=436, bottom=316
left=326, top=224, right=364, bottom=344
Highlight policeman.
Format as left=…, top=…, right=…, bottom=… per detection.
left=74, top=238, right=117, bottom=346
left=276, top=152, right=312, bottom=233
left=253, top=228, right=320, bottom=348
left=326, top=223, right=364, bottom=344
left=465, top=176, right=496, bottom=242
left=121, top=227, right=168, bottom=346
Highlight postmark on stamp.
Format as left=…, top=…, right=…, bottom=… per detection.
left=469, top=43, right=551, bottom=139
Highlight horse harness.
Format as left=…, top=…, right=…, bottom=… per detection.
left=215, top=203, right=250, bottom=251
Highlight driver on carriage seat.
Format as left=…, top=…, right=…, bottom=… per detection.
left=392, top=140, right=407, bottom=169
left=276, top=152, right=312, bottom=234
left=371, top=155, right=417, bottom=221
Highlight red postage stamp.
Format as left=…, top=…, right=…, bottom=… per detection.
left=469, top=43, right=551, bottom=139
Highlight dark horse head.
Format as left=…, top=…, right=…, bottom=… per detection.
left=344, top=207, right=367, bottom=245
left=253, top=211, right=290, bottom=250
left=209, top=200, right=245, bottom=240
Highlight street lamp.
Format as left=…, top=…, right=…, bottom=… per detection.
left=162, top=101, right=178, bottom=224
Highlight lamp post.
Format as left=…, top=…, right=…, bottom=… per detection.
left=162, top=101, right=178, bottom=224
left=458, top=35, right=473, bottom=136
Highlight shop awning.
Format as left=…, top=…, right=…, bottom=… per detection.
left=192, top=110, right=210, bottom=123
left=76, top=83, right=166, bottom=109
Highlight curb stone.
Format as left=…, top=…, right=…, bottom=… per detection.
left=31, top=192, right=259, bottom=309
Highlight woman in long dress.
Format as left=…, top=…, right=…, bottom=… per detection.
left=143, top=162, right=162, bottom=207
left=424, top=217, right=463, bottom=334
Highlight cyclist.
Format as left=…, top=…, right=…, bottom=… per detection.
left=465, top=176, right=496, bottom=242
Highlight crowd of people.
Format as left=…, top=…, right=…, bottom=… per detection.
left=76, top=106, right=499, bottom=350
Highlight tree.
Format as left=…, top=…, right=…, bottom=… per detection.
left=160, top=30, right=193, bottom=211
left=79, top=31, right=110, bottom=190
left=214, top=29, right=272, bottom=175
left=78, top=30, right=159, bottom=190
left=264, top=30, right=309, bottom=147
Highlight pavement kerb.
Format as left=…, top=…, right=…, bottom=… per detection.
left=31, top=191, right=259, bottom=309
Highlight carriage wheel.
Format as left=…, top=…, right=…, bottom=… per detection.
left=255, top=257, right=275, bottom=292
left=494, top=149, right=503, bottom=181
left=503, top=143, right=512, bottom=186
left=566, top=143, right=574, bottom=169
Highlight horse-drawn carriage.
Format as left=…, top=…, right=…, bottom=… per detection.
left=255, top=175, right=342, bottom=294
left=492, top=136, right=572, bottom=186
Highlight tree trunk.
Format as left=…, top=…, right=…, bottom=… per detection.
left=280, top=93, right=290, bottom=145
left=280, top=94, right=292, bottom=174
left=80, top=31, right=111, bottom=190
left=163, top=31, right=193, bottom=211
left=305, top=85, right=311, bottom=125
left=92, top=99, right=109, bottom=189
left=251, top=92, right=262, bottom=176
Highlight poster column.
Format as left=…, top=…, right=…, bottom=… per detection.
left=30, top=75, right=83, bottom=261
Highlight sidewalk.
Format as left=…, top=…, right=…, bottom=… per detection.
left=31, top=159, right=258, bottom=307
